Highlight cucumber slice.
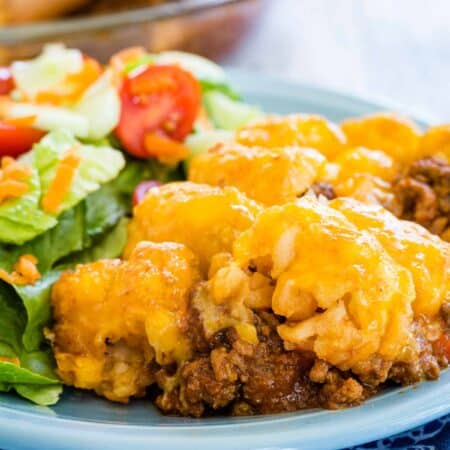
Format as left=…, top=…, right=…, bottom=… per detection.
left=203, top=91, right=262, bottom=131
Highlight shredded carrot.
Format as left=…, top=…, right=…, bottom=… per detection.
left=0, top=254, right=41, bottom=285
left=41, top=146, right=81, bottom=213
left=4, top=115, right=37, bottom=127
left=0, top=179, right=29, bottom=201
left=2, top=158, right=32, bottom=180
left=0, top=356, right=20, bottom=366
left=0, top=157, right=32, bottom=204
left=0, top=268, right=14, bottom=284
left=34, top=58, right=102, bottom=106
left=144, top=132, right=188, bottom=164
left=1, top=156, right=14, bottom=169
left=14, top=254, right=40, bottom=284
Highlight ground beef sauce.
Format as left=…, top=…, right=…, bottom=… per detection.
left=155, top=311, right=383, bottom=416
left=311, top=182, right=337, bottom=200
left=152, top=163, right=449, bottom=417
left=153, top=300, right=449, bottom=417
left=391, top=157, right=450, bottom=240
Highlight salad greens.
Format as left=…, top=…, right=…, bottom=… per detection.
left=0, top=284, right=61, bottom=405
left=0, top=157, right=183, bottom=404
left=74, top=70, right=121, bottom=140
left=0, top=45, right=259, bottom=407
left=31, top=129, right=125, bottom=215
left=10, top=44, right=84, bottom=101
left=0, top=129, right=125, bottom=244
left=0, top=168, right=57, bottom=245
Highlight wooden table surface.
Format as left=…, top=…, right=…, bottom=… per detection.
left=225, top=0, right=450, bottom=123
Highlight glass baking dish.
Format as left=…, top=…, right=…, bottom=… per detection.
left=0, top=0, right=262, bottom=64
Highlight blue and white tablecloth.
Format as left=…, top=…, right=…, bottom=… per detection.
left=348, top=414, right=450, bottom=450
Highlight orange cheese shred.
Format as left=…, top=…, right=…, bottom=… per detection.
left=0, top=254, right=41, bottom=285
left=41, top=146, right=81, bottom=214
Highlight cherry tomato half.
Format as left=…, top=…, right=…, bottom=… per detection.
left=115, top=65, right=201, bottom=160
left=0, top=122, right=45, bottom=157
left=0, top=67, right=14, bottom=95
left=132, top=180, right=163, bottom=206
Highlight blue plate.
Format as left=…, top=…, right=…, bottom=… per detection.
left=0, top=71, right=448, bottom=450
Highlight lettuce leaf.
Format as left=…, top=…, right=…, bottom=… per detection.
left=0, top=168, right=56, bottom=245
left=0, top=284, right=26, bottom=355
left=15, top=271, right=62, bottom=351
left=62, top=217, right=128, bottom=265
left=0, top=130, right=125, bottom=245
left=0, top=178, right=131, bottom=352
left=0, top=285, right=61, bottom=405
left=5, top=102, right=90, bottom=139
left=15, top=384, right=62, bottom=406
left=11, top=44, right=84, bottom=102
left=74, top=70, right=120, bottom=140
left=0, top=359, right=58, bottom=385
left=32, top=129, right=125, bottom=216
left=0, top=155, right=183, bottom=406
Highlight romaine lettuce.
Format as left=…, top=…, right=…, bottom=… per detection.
left=0, top=152, right=183, bottom=406
left=0, top=130, right=125, bottom=244
left=74, top=70, right=121, bottom=140
left=0, top=168, right=56, bottom=244
left=4, top=102, right=90, bottom=138
left=32, top=129, right=125, bottom=215
left=11, top=44, right=84, bottom=102
left=0, top=285, right=61, bottom=405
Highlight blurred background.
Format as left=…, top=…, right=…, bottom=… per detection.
left=1, top=0, right=449, bottom=120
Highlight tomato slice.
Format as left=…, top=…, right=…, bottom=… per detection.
left=0, top=67, right=14, bottom=95
left=115, top=65, right=201, bottom=160
left=0, top=122, right=45, bottom=157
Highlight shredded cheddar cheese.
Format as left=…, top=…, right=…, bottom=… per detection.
left=41, top=146, right=81, bottom=213
left=0, top=157, right=32, bottom=204
left=0, top=254, right=41, bottom=285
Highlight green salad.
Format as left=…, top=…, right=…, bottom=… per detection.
left=0, top=44, right=260, bottom=405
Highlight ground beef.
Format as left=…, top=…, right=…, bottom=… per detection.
left=156, top=311, right=373, bottom=416
left=441, top=302, right=450, bottom=328
left=154, top=307, right=449, bottom=417
left=391, top=157, right=450, bottom=240
left=311, top=182, right=337, bottom=200
left=389, top=319, right=443, bottom=385
left=156, top=312, right=319, bottom=417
